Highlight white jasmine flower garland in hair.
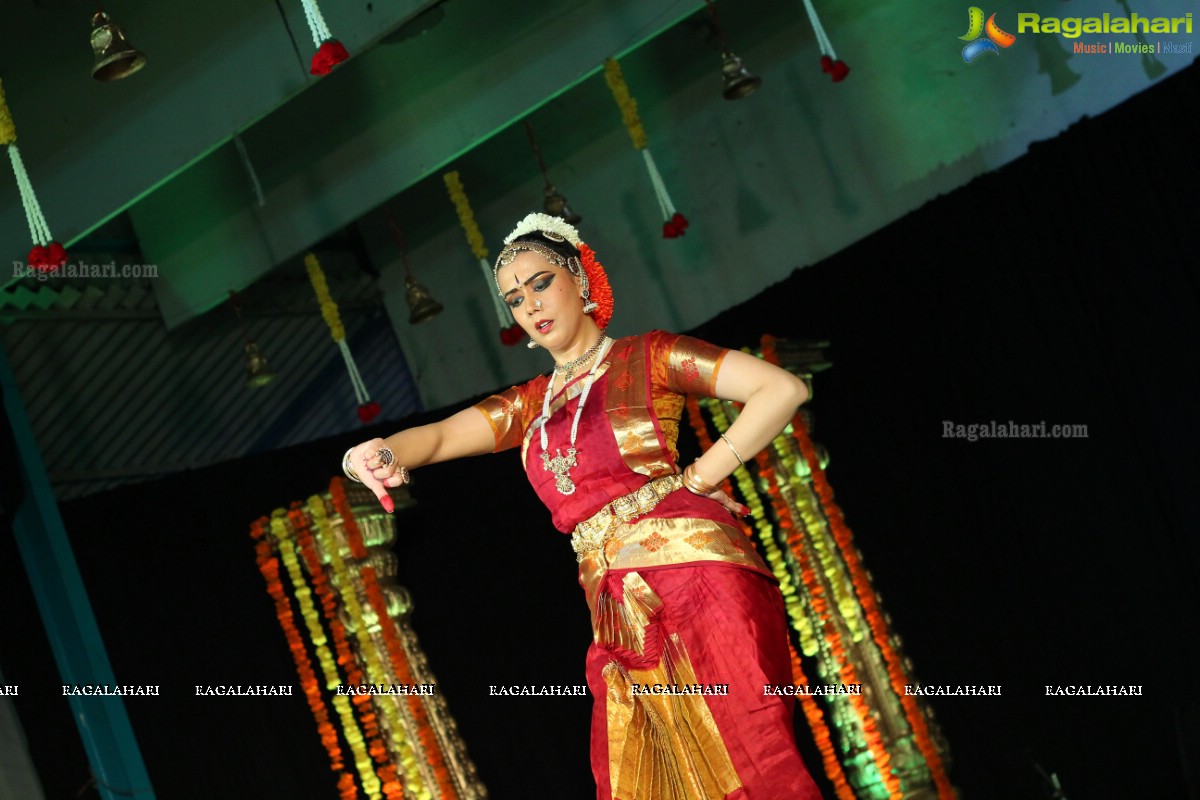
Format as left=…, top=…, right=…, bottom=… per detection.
left=504, top=213, right=583, bottom=247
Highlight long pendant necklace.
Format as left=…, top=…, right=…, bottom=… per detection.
left=539, top=336, right=613, bottom=495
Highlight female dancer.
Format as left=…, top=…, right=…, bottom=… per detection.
left=343, top=213, right=823, bottom=799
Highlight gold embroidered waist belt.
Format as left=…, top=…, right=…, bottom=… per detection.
left=570, top=474, right=683, bottom=561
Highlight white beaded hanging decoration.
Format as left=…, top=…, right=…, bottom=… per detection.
left=300, top=0, right=349, bottom=75
left=0, top=77, right=67, bottom=273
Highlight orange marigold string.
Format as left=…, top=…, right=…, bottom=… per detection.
left=291, top=506, right=400, bottom=800
left=761, top=334, right=954, bottom=800
left=758, top=456, right=902, bottom=798
left=330, top=478, right=457, bottom=800
left=250, top=517, right=349, bottom=780
left=309, top=495, right=415, bottom=800
left=579, top=243, right=614, bottom=332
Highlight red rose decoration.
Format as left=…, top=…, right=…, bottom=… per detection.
left=662, top=212, right=690, bottom=239
left=820, top=55, right=849, bottom=82
left=499, top=322, right=526, bottom=346
left=310, top=39, right=349, bottom=76
left=28, top=245, right=49, bottom=272
left=47, top=241, right=68, bottom=269
left=357, top=401, right=381, bottom=423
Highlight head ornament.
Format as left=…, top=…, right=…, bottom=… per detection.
left=492, top=213, right=614, bottom=331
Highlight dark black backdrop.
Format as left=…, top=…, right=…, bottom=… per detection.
left=2, top=63, right=1196, bottom=800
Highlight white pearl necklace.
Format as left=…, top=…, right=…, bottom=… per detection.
left=538, top=336, right=614, bottom=495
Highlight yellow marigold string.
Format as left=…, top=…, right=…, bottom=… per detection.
left=773, top=440, right=865, bottom=644
left=291, top=506, right=393, bottom=797
left=602, top=58, right=647, bottom=150
left=328, top=481, right=453, bottom=799
left=288, top=506, right=388, bottom=800
left=602, top=58, right=688, bottom=237
left=443, top=171, right=488, bottom=261
left=760, top=335, right=951, bottom=799
left=252, top=516, right=350, bottom=782
left=759, top=455, right=902, bottom=798
left=306, top=252, right=346, bottom=343
left=305, top=503, right=405, bottom=800
left=0, top=79, right=16, bottom=146
left=308, top=496, right=425, bottom=799
left=444, top=170, right=518, bottom=337
left=310, top=494, right=430, bottom=800
left=305, top=252, right=380, bottom=421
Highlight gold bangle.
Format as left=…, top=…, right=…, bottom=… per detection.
left=720, top=433, right=745, bottom=465
left=682, top=463, right=718, bottom=495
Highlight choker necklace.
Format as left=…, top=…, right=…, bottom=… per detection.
left=553, top=333, right=609, bottom=382
left=539, top=336, right=613, bottom=495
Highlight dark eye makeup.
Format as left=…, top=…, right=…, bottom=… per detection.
left=506, top=272, right=556, bottom=308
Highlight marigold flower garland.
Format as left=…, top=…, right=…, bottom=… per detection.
left=761, top=335, right=955, bottom=799
left=306, top=252, right=382, bottom=423
left=329, top=479, right=457, bottom=799
left=290, top=505, right=400, bottom=800
left=602, top=58, right=689, bottom=239
left=443, top=171, right=524, bottom=345
left=308, top=496, right=407, bottom=797
left=578, top=243, right=615, bottom=332
left=760, top=455, right=902, bottom=798
left=691, top=395, right=855, bottom=800
left=250, top=517, right=350, bottom=786
left=274, top=510, right=384, bottom=800
left=771, top=442, right=866, bottom=646
left=0, top=77, right=67, bottom=272
left=310, top=492, right=425, bottom=799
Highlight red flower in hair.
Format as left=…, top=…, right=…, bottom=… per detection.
left=578, top=243, right=614, bottom=331
left=311, top=40, right=349, bottom=76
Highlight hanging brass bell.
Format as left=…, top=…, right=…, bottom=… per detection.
left=406, top=276, right=443, bottom=324
left=91, top=11, right=147, bottom=82
left=244, top=340, right=277, bottom=388
left=543, top=185, right=582, bottom=225
left=720, top=50, right=761, bottom=100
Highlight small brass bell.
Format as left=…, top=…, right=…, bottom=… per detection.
left=406, top=276, right=443, bottom=324
left=91, top=11, right=147, bottom=82
left=720, top=50, right=761, bottom=100
left=244, top=341, right=276, bottom=388
left=543, top=185, right=582, bottom=225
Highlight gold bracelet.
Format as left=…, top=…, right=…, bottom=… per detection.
left=682, top=463, right=718, bottom=495
left=720, top=433, right=745, bottom=465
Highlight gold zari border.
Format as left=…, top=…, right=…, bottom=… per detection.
left=596, top=572, right=743, bottom=799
